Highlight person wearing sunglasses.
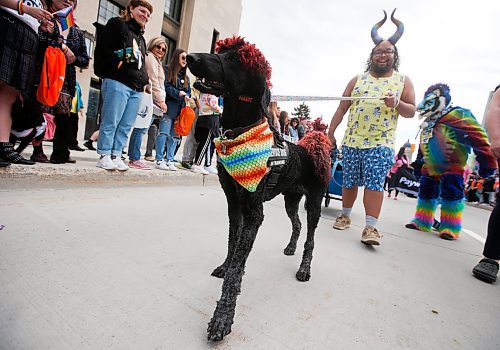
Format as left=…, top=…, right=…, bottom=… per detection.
left=155, top=48, right=191, bottom=171
left=327, top=9, right=416, bottom=246
left=128, top=36, right=167, bottom=170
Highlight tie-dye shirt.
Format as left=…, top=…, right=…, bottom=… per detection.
left=420, top=107, right=496, bottom=177
left=342, top=71, right=405, bottom=149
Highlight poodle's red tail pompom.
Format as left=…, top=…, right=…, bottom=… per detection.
left=298, top=132, right=332, bottom=187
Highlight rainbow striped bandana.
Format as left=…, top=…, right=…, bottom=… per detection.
left=214, top=120, right=274, bottom=192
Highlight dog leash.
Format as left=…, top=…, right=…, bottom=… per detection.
left=271, top=95, right=384, bottom=102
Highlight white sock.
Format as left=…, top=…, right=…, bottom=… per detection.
left=365, top=215, right=378, bottom=228
left=342, top=207, right=352, bottom=217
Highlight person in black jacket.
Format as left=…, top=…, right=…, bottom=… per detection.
left=93, top=0, right=152, bottom=171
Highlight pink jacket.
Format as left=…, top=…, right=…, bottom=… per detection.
left=389, top=155, right=409, bottom=174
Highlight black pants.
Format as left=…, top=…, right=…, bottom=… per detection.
left=145, top=117, right=160, bottom=157
left=51, top=113, right=71, bottom=161
left=194, top=127, right=214, bottom=166
left=69, top=112, right=79, bottom=148
left=483, top=160, right=500, bottom=260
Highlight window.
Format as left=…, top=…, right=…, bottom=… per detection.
left=210, top=29, right=219, bottom=54
left=164, top=0, right=183, bottom=22
left=83, top=33, right=95, bottom=59
left=97, top=0, right=122, bottom=26
left=162, top=34, right=177, bottom=64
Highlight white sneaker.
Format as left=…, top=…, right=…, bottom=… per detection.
left=166, top=161, right=178, bottom=171
left=97, top=155, right=117, bottom=170
left=112, top=157, right=129, bottom=171
left=156, top=160, right=169, bottom=170
left=204, top=165, right=218, bottom=174
left=192, top=164, right=209, bottom=175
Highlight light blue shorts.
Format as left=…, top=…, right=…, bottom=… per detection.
left=342, top=146, right=394, bottom=192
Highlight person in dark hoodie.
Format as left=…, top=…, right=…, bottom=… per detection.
left=93, top=0, right=152, bottom=171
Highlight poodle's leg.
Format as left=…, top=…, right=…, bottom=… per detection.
left=212, top=199, right=242, bottom=278
left=212, top=172, right=243, bottom=278
left=207, top=201, right=264, bottom=341
left=296, top=189, right=323, bottom=282
left=283, top=192, right=302, bottom=255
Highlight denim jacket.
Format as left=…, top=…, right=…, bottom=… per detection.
left=164, top=66, right=191, bottom=119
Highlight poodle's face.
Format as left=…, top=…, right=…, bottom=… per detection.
left=187, top=50, right=267, bottom=99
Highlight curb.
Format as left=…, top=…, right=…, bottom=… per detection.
left=0, top=162, right=220, bottom=189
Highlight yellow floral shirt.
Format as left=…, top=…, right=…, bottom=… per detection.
left=342, top=71, right=405, bottom=149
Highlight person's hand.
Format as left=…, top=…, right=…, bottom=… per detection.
left=328, top=132, right=336, bottom=146
left=23, top=5, right=52, bottom=22
left=157, top=101, right=167, bottom=113
left=64, top=46, right=76, bottom=64
left=382, top=89, right=399, bottom=108
left=39, top=20, right=54, bottom=33
left=179, top=91, right=187, bottom=98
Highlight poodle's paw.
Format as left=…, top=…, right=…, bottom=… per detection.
left=207, top=314, right=232, bottom=341
left=296, top=268, right=311, bottom=282
left=283, top=244, right=296, bottom=255
left=211, top=264, right=227, bottom=278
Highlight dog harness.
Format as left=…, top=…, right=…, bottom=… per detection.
left=214, top=120, right=274, bottom=192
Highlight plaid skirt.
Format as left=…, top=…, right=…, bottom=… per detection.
left=0, top=9, right=38, bottom=95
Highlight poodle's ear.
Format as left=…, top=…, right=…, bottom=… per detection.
left=261, top=85, right=271, bottom=119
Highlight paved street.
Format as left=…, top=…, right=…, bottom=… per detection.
left=0, top=179, right=498, bottom=349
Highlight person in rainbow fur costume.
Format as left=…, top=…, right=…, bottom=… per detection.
left=405, top=84, right=496, bottom=240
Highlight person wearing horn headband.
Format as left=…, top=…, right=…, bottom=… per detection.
left=327, top=9, right=416, bottom=246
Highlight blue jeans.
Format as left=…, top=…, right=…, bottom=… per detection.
left=97, top=79, right=144, bottom=156
left=155, top=116, right=177, bottom=162
left=128, top=127, right=147, bottom=161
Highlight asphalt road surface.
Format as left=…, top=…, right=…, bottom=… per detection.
left=0, top=184, right=498, bottom=349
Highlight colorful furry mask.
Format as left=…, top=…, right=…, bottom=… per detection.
left=417, top=83, right=452, bottom=119
left=216, top=36, right=272, bottom=88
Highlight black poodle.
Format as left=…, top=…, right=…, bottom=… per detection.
left=187, top=36, right=331, bottom=341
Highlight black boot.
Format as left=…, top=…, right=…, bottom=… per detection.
left=83, top=140, right=96, bottom=150
left=0, top=142, right=35, bottom=165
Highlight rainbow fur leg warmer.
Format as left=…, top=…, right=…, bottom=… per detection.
left=439, top=199, right=465, bottom=239
left=411, top=198, right=438, bottom=232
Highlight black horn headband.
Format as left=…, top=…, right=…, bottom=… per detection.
left=371, top=9, right=404, bottom=45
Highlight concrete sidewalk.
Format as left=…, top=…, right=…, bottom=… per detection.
left=1, top=143, right=219, bottom=188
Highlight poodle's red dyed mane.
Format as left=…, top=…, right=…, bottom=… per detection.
left=216, top=36, right=272, bottom=88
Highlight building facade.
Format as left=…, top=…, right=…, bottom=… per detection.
left=75, top=0, right=242, bottom=139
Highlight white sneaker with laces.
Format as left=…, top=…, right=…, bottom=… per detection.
left=156, top=160, right=169, bottom=170
left=204, top=165, right=218, bottom=174
left=166, top=161, right=178, bottom=171
left=96, top=155, right=117, bottom=170
left=192, top=164, right=209, bottom=175
left=112, top=157, right=129, bottom=171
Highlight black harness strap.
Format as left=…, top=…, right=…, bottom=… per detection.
left=266, top=142, right=289, bottom=189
